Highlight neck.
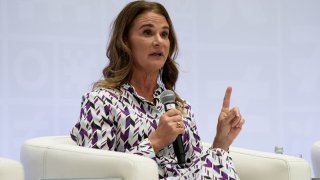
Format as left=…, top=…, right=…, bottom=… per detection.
left=130, top=70, right=159, bottom=103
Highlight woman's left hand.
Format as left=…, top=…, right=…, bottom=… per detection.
left=212, top=86, right=245, bottom=151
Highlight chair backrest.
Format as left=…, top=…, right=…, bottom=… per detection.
left=312, top=141, right=320, bottom=177
left=20, top=136, right=158, bottom=180
left=0, top=157, right=24, bottom=180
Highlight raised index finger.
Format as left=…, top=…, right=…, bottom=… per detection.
left=222, top=86, right=232, bottom=110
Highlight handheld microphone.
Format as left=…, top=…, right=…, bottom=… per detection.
left=160, top=90, right=186, bottom=168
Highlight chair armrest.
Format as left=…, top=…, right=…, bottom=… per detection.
left=21, top=136, right=158, bottom=180
left=202, top=143, right=311, bottom=180
left=0, top=157, right=24, bottom=180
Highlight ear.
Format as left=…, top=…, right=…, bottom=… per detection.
left=123, top=36, right=129, bottom=46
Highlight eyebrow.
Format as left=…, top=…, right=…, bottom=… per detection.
left=139, top=23, right=169, bottom=30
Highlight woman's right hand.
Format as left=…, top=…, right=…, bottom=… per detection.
left=149, top=109, right=185, bottom=154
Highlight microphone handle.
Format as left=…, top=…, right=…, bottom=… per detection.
left=173, top=134, right=186, bottom=167
left=164, top=102, right=186, bottom=167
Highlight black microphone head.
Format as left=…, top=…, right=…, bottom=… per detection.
left=160, top=90, right=176, bottom=105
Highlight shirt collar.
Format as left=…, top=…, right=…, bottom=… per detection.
left=121, top=83, right=164, bottom=105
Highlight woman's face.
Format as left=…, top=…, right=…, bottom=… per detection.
left=127, top=11, right=170, bottom=75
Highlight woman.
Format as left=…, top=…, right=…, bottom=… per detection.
left=71, top=1, right=245, bottom=179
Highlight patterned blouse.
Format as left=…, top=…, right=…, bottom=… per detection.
left=71, top=83, right=239, bottom=180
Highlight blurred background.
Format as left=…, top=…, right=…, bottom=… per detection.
left=0, top=0, right=319, bottom=176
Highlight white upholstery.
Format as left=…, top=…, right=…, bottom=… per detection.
left=0, top=157, right=24, bottom=180
left=203, top=143, right=311, bottom=180
left=21, top=136, right=311, bottom=180
left=312, top=141, right=320, bottom=177
left=20, top=136, right=158, bottom=180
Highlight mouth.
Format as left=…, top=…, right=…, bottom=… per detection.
left=149, top=52, right=164, bottom=57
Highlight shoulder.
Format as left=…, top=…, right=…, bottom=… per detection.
left=81, top=87, right=122, bottom=105
left=84, top=87, right=120, bottom=98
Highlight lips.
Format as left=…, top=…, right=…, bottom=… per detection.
left=149, top=52, right=163, bottom=57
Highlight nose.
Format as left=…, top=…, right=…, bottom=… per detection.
left=152, top=34, right=163, bottom=47
left=152, top=40, right=159, bottom=47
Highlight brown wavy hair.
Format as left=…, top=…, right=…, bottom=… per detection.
left=94, top=1, right=185, bottom=107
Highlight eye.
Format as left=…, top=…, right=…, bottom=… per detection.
left=143, top=29, right=153, bottom=36
left=161, top=31, right=169, bottom=38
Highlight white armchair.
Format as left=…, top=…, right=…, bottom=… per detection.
left=20, top=136, right=158, bottom=180
left=203, top=143, right=311, bottom=180
left=21, top=136, right=311, bottom=180
left=0, top=157, right=24, bottom=180
left=312, top=141, right=320, bottom=177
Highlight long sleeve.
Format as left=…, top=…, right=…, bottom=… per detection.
left=71, top=91, right=117, bottom=150
left=182, top=104, right=239, bottom=179
left=70, top=89, right=157, bottom=160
